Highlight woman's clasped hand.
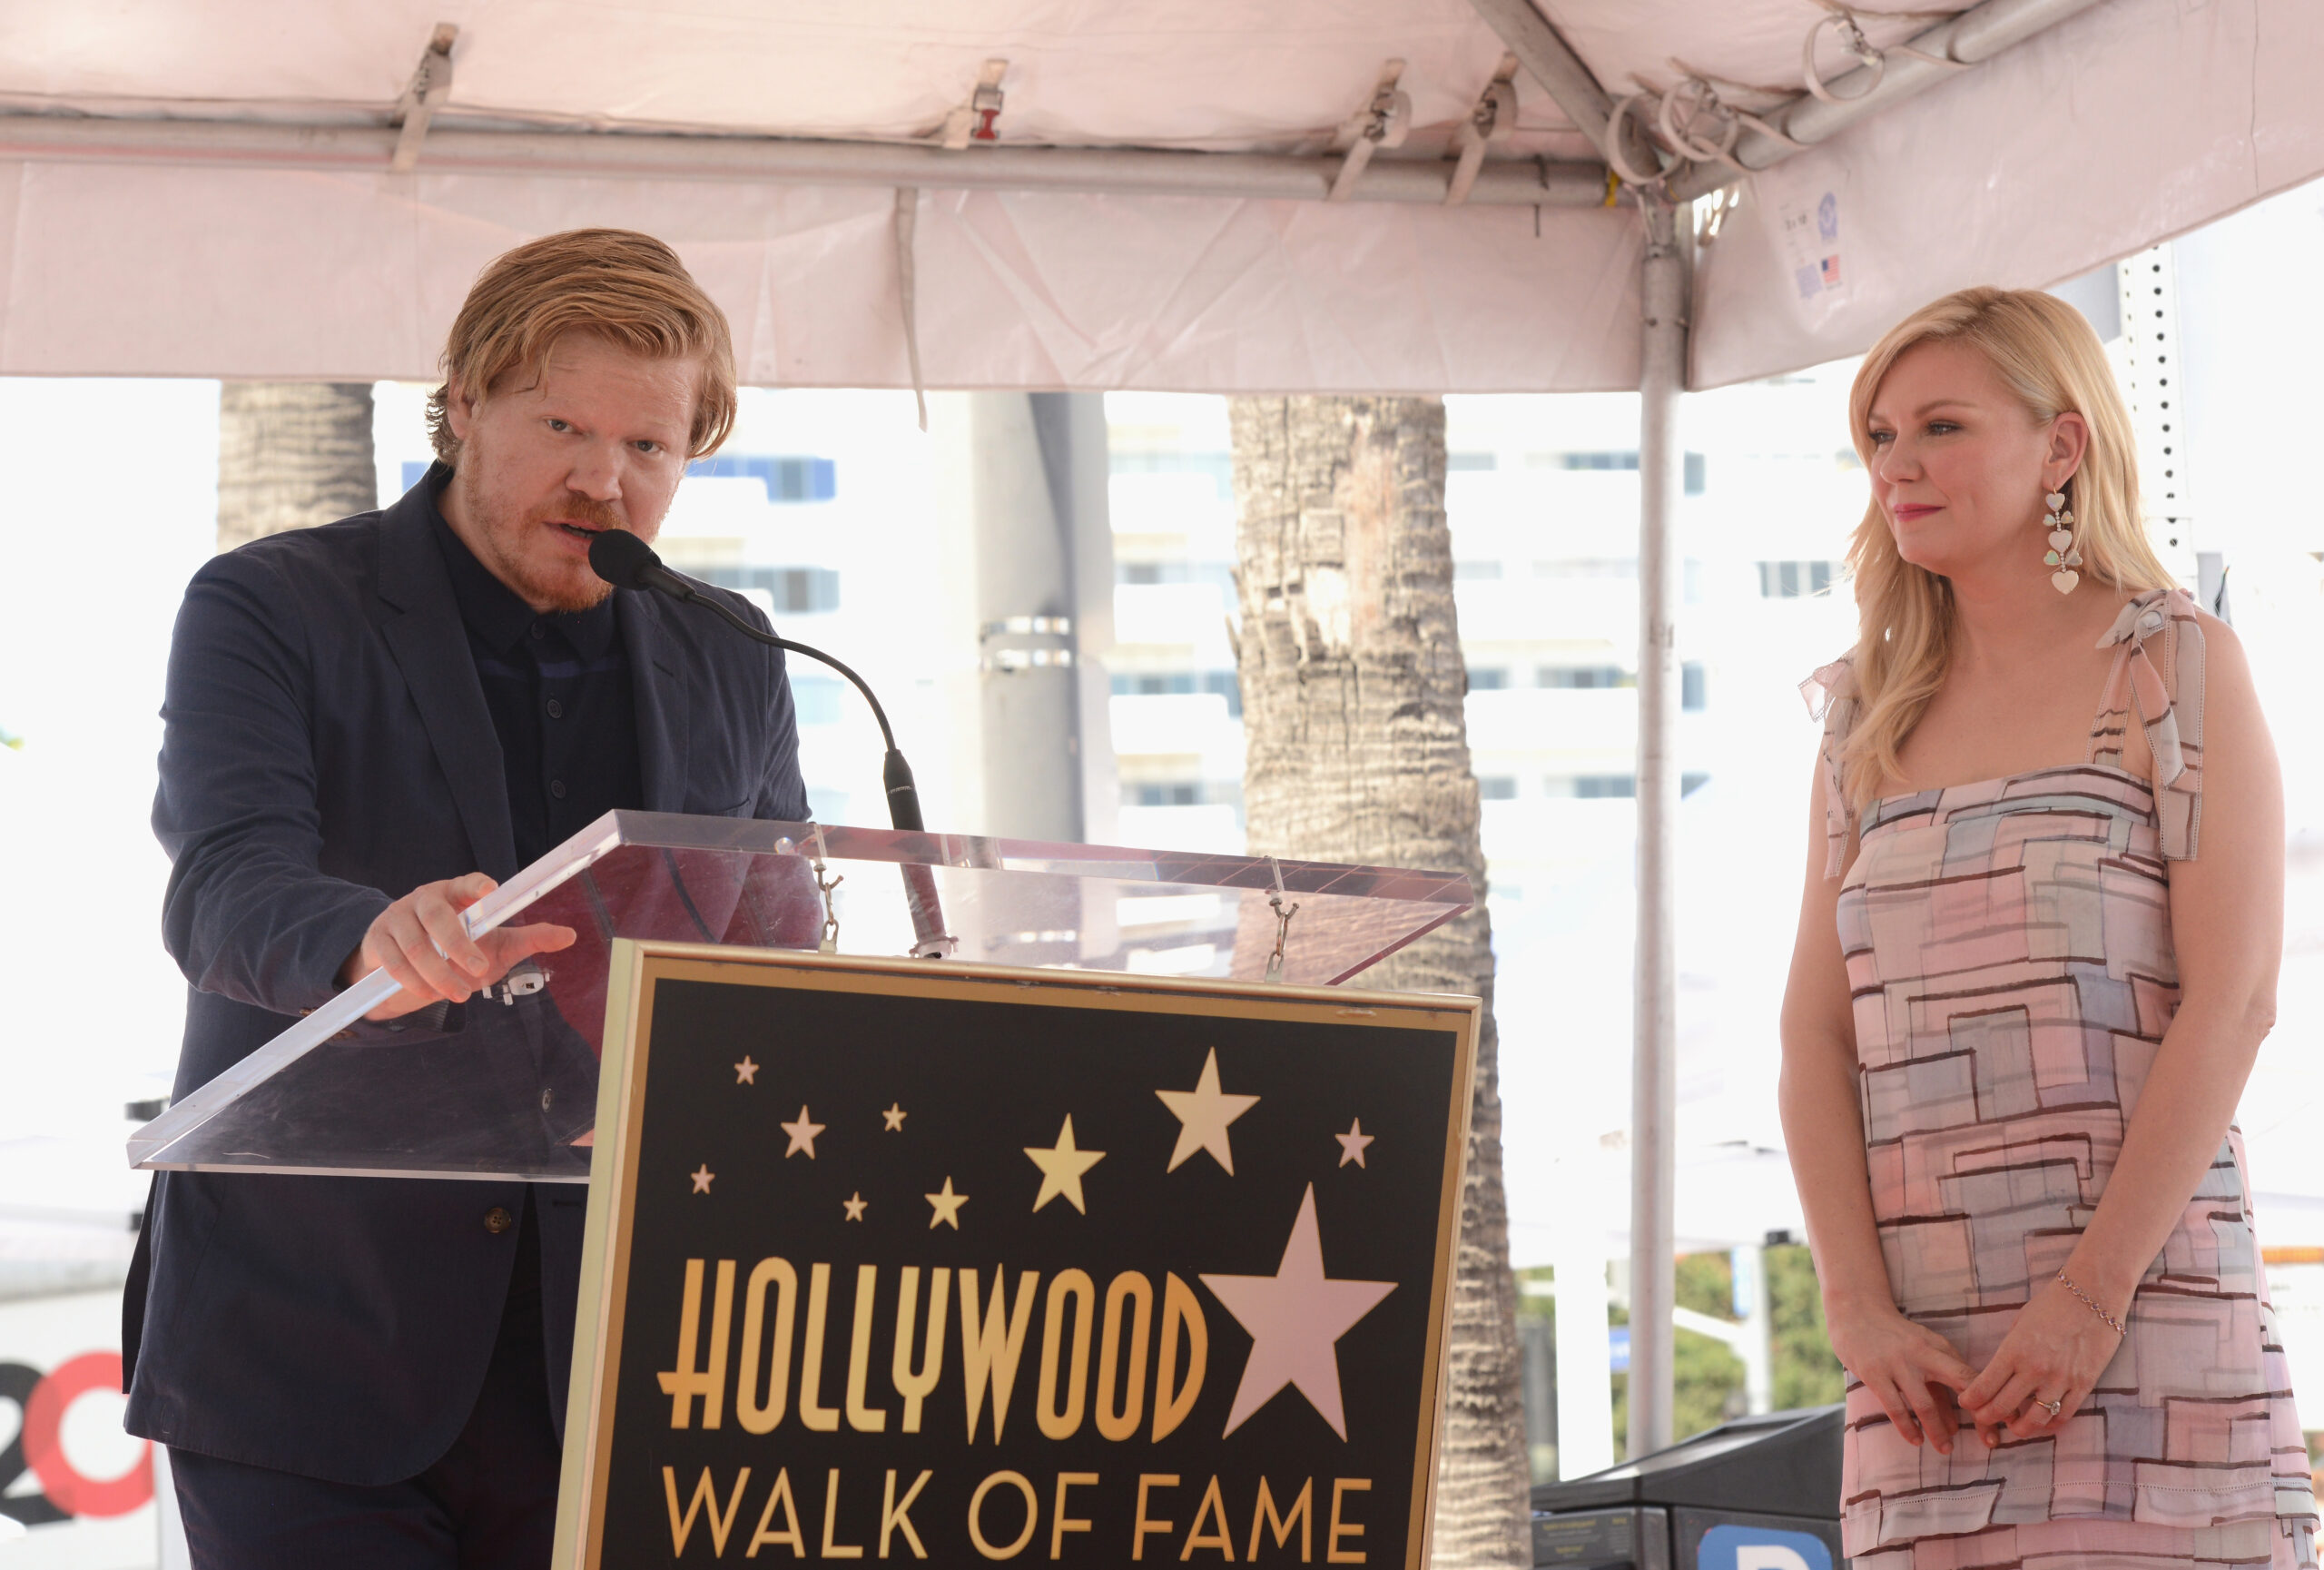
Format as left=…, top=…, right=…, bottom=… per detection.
left=1830, top=1278, right=2124, bottom=1455
left=1954, top=1277, right=2125, bottom=1446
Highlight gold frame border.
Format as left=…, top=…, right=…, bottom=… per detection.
left=551, top=940, right=1481, bottom=1570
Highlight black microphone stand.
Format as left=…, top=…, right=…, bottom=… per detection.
left=596, top=538, right=953, bottom=957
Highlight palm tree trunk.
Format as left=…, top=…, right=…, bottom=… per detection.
left=1227, top=395, right=1528, bottom=1568
left=216, top=382, right=378, bottom=551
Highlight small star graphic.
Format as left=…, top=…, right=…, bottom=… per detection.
left=1156, top=1047, right=1260, bottom=1174
left=690, top=1165, right=714, bottom=1194
left=1024, top=1115, right=1107, bottom=1214
left=925, top=1177, right=969, bottom=1230
left=781, top=1106, right=825, bottom=1159
left=1201, top=1183, right=1395, bottom=1439
left=882, top=1103, right=907, bottom=1131
left=734, top=1057, right=758, bottom=1085
left=843, top=1192, right=868, bottom=1222
left=1335, top=1118, right=1375, bottom=1168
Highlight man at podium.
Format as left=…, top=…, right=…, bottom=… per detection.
left=127, top=229, right=809, bottom=1566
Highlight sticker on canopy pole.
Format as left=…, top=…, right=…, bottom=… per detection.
left=552, top=940, right=1478, bottom=1568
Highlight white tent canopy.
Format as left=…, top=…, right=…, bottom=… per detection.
left=0, top=0, right=2313, bottom=390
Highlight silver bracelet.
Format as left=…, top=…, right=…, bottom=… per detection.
left=2056, top=1270, right=2127, bottom=1337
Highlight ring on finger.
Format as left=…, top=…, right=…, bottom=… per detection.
left=2036, top=1396, right=2063, bottom=1418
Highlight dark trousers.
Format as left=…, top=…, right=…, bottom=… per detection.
left=171, top=1200, right=560, bottom=1569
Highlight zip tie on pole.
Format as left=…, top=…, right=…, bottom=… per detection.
left=893, top=187, right=926, bottom=432
left=1803, top=7, right=1887, bottom=103
left=1443, top=53, right=1519, bottom=207
left=389, top=23, right=458, bottom=173
left=1656, top=76, right=1741, bottom=166
left=1329, top=58, right=1411, bottom=202
left=1801, top=3, right=1973, bottom=103
left=938, top=58, right=1009, bottom=150
left=1663, top=57, right=1811, bottom=153
left=1262, top=856, right=1300, bottom=984
left=809, top=822, right=844, bottom=954
left=1603, top=93, right=1669, bottom=189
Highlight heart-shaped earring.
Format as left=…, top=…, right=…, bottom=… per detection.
left=2042, top=483, right=2077, bottom=594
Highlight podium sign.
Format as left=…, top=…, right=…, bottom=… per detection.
left=556, top=941, right=1479, bottom=1569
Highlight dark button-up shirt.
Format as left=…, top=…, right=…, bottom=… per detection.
left=427, top=481, right=643, bottom=870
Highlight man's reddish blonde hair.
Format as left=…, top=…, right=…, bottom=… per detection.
left=427, top=228, right=736, bottom=463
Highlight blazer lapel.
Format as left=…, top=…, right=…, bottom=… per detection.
left=619, top=589, right=690, bottom=813
left=375, top=482, right=519, bottom=880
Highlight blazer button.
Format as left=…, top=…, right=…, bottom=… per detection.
left=484, top=1206, right=515, bottom=1235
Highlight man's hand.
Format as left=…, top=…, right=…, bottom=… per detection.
left=340, top=873, right=576, bottom=1021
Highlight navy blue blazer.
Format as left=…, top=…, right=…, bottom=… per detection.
left=126, top=473, right=808, bottom=1483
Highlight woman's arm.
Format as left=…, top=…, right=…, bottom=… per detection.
left=1962, top=614, right=2283, bottom=1439
left=1780, top=759, right=1975, bottom=1452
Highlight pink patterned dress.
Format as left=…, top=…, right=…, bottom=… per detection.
left=1807, top=588, right=2318, bottom=1570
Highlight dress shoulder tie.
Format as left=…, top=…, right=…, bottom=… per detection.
left=2090, top=587, right=2206, bottom=859
left=1801, top=657, right=1858, bottom=879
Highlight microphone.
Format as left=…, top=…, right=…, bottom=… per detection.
left=589, top=528, right=924, bottom=833
left=588, top=528, right=950, bottom=956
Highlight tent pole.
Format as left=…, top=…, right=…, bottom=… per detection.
left=1630, top=193, right=1687, bottom=1462
left=0, top=114, right=1606, bottom=208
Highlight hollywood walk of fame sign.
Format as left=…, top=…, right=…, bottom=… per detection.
left=554, top=940, right=1479, bottom=1569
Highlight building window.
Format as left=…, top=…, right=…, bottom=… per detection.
left=1757, top=560, right=1839, bottom=598
left=685, top=455, right=837, bottom=502
left=1682, top=662, right=1707, bottom=712
left=1469, top=667, right=1511, bottom=691
left=1478, top=776, right=1519, bottom=801
left=1121, top=779, right=1245, bottom=810
left=1116, top=561, right=1236, bottom=588
left=1116, top=674, right=1190, bottom=696
left=696, top=565, right=841, bottom=613
left=1683, top=772, right=1711, bottom=796
left=1110, top=671, right=1242, bottom=716
left=1571, top=775, right=1637, bottom=799
left=1521, top=449, right=1704, bottom=490
left=1539, top=666, right=1633, bottom=689
left=1448, top=452, right=1498, bottom=471
left=1531, top=449, right=1639, bottom=471
left=1453, top=560, right=1503, bottom=580
left=1203, top=671, right=1244, bottom=717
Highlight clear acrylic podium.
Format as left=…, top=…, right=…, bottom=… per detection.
left=128, top=812, right=1472, bottom=1183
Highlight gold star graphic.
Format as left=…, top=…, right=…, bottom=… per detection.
left=781, top=1106, right=824, bottom=1159
left=1024, top=1115, right=1107, bottom=1214
left=882, top=1102, right=907, bottom=1131
left=690, top=1164, right=714, bottom=1194
left=1335, top=1118, right=1374, bottom=1169
left=925, top=1177, right=969, bottom=1230
left=734, top=1057, right=758, bottom=1085
left=1156, top=1047, right=1259, bottom=1174
left=843, top=1192, right=868, bottom=1222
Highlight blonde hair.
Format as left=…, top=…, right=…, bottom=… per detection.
left=427, top=228, right=736, bottom=463
left=1837, top=286, right=2173, bottom=810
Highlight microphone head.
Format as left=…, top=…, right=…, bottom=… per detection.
left=587, top=528, right=661, bottom=589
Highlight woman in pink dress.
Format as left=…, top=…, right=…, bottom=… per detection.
left=1781, top=286, right=2319, bottom=1569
